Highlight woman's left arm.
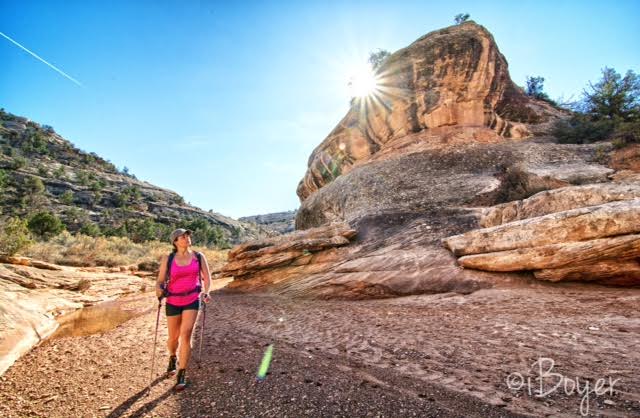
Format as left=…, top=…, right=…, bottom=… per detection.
left=200, top=253, right=212, bottom=300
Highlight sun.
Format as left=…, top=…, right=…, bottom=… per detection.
left=348, top=65, right=379, bottom=98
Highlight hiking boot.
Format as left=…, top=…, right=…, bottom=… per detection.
left=175, top=368, right=187, bottom=391
left=166, top=355, right=177, bottom=376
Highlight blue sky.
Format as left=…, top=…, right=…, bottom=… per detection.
left=1, top=1, right=639, bottom=218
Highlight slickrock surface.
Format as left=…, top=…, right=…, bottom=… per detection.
left=0, top=257, right=151, bottom=376
left=1, top=287, right=638, bottom=417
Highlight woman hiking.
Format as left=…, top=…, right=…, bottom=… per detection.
left=155, top=228, right=212, bottom=391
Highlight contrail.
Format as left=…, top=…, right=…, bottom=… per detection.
left=0, top=31, right=83, bottom=87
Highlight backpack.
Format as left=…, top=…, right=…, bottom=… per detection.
left=162, top=251, right=202, bottom=297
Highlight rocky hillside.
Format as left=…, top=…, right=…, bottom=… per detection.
left=220, top=22, right=639, bottom=298
left=0, top=109, right=272, bottom=246
left=239, top=210, right=297, bottom=234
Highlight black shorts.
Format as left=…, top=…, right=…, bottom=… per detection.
left=166, top=299, right=200, bottom=317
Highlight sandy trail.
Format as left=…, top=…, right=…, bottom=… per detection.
left=1, top=283, right=638, bottom=417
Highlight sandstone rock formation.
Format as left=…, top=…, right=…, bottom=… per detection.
left=220, top=219, right=534, bottom=299
left=296, top=21, right=565, bottom=202
left=478, top=183, right=640, bottom=227
left=443, top=185, right=640, bottom=286
left=0, top=257, right=150, bottom=376
left=220, top=222, right=356, bottom=287
left=222, top=22, right=638, bottom=297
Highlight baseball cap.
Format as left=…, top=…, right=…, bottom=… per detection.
left=170, top=228, right=192, bottom=243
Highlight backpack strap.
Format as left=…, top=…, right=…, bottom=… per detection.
left=195, top=251, right=203, bottom=285
left=164, top=252, right=176, bottom=290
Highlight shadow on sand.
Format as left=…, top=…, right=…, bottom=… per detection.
left=106, top=375, right=170, bottom=418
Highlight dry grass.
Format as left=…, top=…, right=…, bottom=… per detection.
left=25, top=231, right=229, bottom=270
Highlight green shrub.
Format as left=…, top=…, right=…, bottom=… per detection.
left=89, top=178, right=106, bottom=191
left=454, top=13, right=470, bottom=24
left=12, top=156, right=27, bottom=169
left=552, top=114, right=615, bottom=144
left=552, top=67, right=639, bottom=144
left=583, top=68, right=639, bottom=121
left=0, top=217, right=33, bottom=255
left=79, top=222, right=101, bottom=237
left=525, top=76, right=556, bottom=105
left=594, top=145, right=609, bottom=164
left=0, top=169, right=7, bottom=190
left=62, top=207, right=90, bottom=230
left=2, top=145, right=15, bottom=157
left=125, top=218, right=159, bottom=243
left=611, top=138, right=626, bottom=149
left=30, top=133, right=49, bottom=155
left=53, top=165, right=66, bottom=179
left=76, top=170, right=90, bottom=186
left=183, top=218, right=230, bottom=248
left=82, top=153, right=95, bottom=164
left=612, top=119, right=640, bottom=145
left=114, top=193, right=129, bottom=208
left=25, top=176, right=46, bottom=194
left=60, top=190, right=74, bottom=205
left=28, top=211, right=65, bottom=240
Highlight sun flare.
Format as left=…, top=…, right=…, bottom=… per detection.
left=348, top=65, right=379, bottom=98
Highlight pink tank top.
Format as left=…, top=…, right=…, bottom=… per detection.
left=166, top=255, right=200, bottom=306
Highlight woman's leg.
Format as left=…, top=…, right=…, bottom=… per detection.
left=177, top=308, right=199, bottom=369
left=167, top=313, right=181, bottom=356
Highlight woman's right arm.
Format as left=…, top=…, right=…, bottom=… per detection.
left=155, top=255, right=168, bottom=299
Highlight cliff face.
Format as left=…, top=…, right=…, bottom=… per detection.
left=239, top=210, right=297, bottom=235
left=0, top=110, right=270, bottom=244
left=296, top=22, right=565, bottom=202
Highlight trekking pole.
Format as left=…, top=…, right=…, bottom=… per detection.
left=197, top=296, right=207, bottom=368
left=148, top=296, right=162, bottom=395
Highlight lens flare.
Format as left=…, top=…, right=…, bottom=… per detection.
left=348, top=65, right=379, bottom=98
left=257, top=344, right=274, bottom=381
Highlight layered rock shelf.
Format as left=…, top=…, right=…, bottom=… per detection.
left=221, top=222, right=356, bottom=288
left=444, top=185, right=640, bottom=286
